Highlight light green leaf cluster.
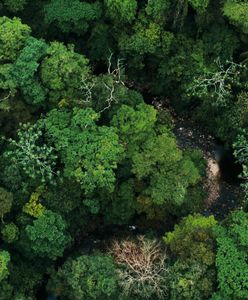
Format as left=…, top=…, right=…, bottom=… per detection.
left=145, top=0, right=171, bottom=20
left=165, top=214, right=217, bottom=299
left=164, top=214, right=217, bottom=265
left=0, top=250, right=10, bottom=282
left=0, top=17, right=31, bottom=63
left=45, top=108, right=124, bottom=193
left=224, top=1, right=248, bottom=34
left=41, top=41, right=90, bottom=104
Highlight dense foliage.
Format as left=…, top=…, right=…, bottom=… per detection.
left=0, top=1, right=247, bottom=299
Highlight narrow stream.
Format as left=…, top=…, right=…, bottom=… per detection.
left=171, top=114, right=243, bottom=219
left=205, top=142, right=243, bottom=219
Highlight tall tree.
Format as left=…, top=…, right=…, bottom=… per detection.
left=48, top=254, right=118, bottom=300
left=214, top=210, right=248, bottom=299
left=40, top=41, right=90, bottom=105
left=25, top=210, right=71, bottom=260
left=0, top=17, right=31, bottom=63
left=0, top=251, right=10, bottom=282
left=44, top=107, right=124, bottom=194
left=164, top=214, right=217, bottom=299
left=11, top=37, right=47, bottom=105
left=44, top=0, right=102, bottom=35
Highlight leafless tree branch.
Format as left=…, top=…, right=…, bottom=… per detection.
left=109, top=236, right=168, bottom=299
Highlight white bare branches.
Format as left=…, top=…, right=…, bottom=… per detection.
left=4, top=123, right=58, bottom=183
left=0, top=91, right=14, bottom=112
left=101, top=81, right=116, bottom=113
left=107, top=53, right=125, bottom=84
left=80, top=77, right=95, bottom=103
left=99, top=55, right=125, bottom=113
left=189, top=58, right=245, bottom=106
left=107, top=52, right=113, bottom=75
left=109, top=236, right=168, bottom=299
left=0, top=91, right=12, bottom=103
left=81, top=53, right=125, bottom=113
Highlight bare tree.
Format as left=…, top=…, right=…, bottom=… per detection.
left=80, top=53, right=125, bottom=113
left=80, top=76, right=95, bottom=103
left=109, top=236, right=168, bottom=300
left=189, top=58, right=245, bottom=106
left=0, top=91, right=14, bottom=112
left=99, top=54, right=125, bottom=113
left=0, top=91, right=12, bottom=102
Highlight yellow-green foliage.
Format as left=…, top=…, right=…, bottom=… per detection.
left=23, top=189, right=45, bottom=218
left=164, top=214, right=217, bottom=265
left=165, top=214, right=217, bottom=299
left=0, top=17, right=31, bottom=62
left=224, top=1, right=248, bottom=34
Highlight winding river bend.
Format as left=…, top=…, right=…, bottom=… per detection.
left=172, top=112, right=243, bottom=220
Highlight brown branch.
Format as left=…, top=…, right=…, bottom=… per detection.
left=109, top=236, right=168, bottom=299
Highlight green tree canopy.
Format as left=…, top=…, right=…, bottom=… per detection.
left=40, top=41, right=90, bottom=105
left=188, top=0, right=209, bottom=13
left=44, top=0, right=102, bottom=35
left=214, top=210, right=248, bottom=299
left=103, top=179, right=136, bottom=225
left=48, top=254, right=118, bottom=299
left=11, top=37, right=47, bottom=105
left=0, top=17, right=31, bottom=63
left=223, top=0, right=248, bottom=34
left=0, top=251, right=10, bottom=282
left=1, top=223, right=19, bottom=243
left=44, top=107, right=124, bottom=194
left=104, top=0, right=137, bottom=23
left=25, top=210, right=71, bottom=260
left=169, top=261, right=215, bottom=300
left=165, top=214, right=217, bottom=299
left=112, top=104, right=201, bottom=217
left=119, top=20, right=173, bottom=57
left=164, top=213, right=217, bottom=265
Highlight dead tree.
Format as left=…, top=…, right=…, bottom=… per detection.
left=109, top=236, right=168, bottom=299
